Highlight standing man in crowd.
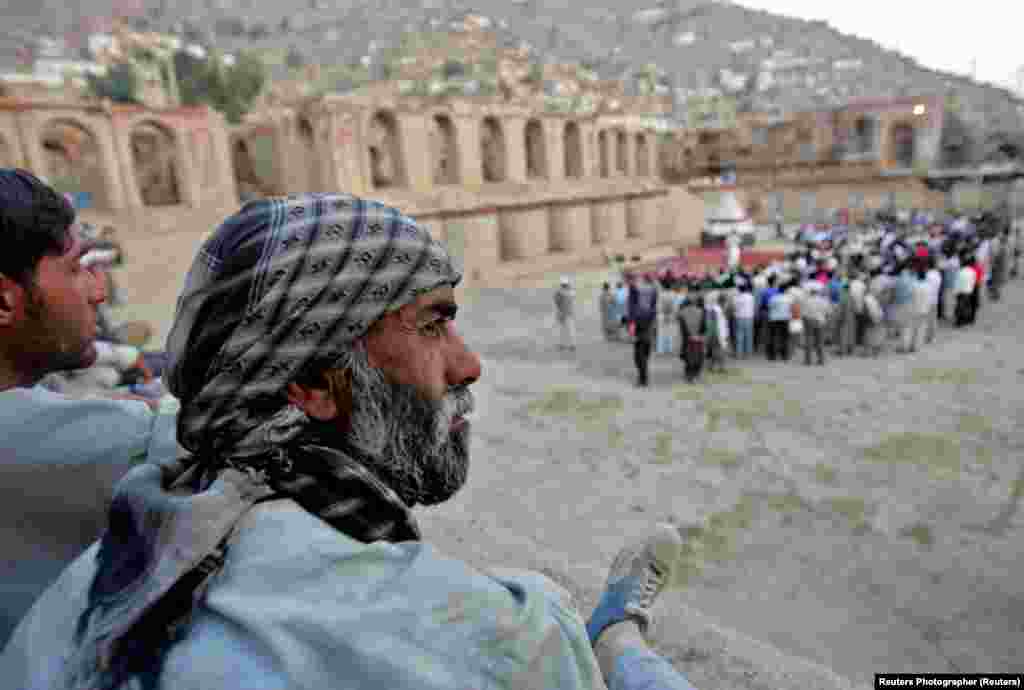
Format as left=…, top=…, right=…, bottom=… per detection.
left=628, top=273, right=659, bottom=386
left=732, top=283, right=755, bottom=359
left=0, top=169, right=178, bottom=645
left=554, top=275, right=577, bottom=352
left=800, top=282, right=830, bottom=366
left=3, top=193, right=699, bottom=690
left=600, top=282, right=619, bottom=341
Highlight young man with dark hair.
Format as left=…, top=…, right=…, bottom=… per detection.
left=0, top=169, right=178, bottom=645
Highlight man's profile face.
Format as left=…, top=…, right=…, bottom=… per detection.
left=12, top=229, right=105, bottom=379
left=299, top=285, right=483, bottom=507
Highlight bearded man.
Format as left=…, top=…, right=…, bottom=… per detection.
left=2, top=194, right=695, bottom=690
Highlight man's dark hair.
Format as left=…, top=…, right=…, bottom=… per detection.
left=0, top=169, right=75, bottom=287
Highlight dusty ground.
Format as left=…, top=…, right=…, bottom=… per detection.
left=117, top=248, right=1024, bottom=689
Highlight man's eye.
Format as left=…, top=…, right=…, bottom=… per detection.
left=421, top=321, right=445, bottom=336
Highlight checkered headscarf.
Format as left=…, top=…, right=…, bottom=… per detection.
left=165, top=193, right=461, bottom=460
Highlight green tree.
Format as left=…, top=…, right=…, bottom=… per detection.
left=174, top=49, right=266, bottom=124
left=86, top=62, right=139, bottom=103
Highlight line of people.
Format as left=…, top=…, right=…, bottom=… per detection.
left=594, top=212, right=1015, bottom=386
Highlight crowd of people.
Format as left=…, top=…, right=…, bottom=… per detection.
left=583, top=211, right=1018, bottom=386
left=1, top=169, right=702, bottom=690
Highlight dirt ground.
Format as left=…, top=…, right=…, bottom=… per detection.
left=116, top=249, right=1024, bottom=689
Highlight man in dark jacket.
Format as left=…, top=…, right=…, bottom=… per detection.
left=678, top=295, right=705, bottom=383
left=628, top=273, right=659, bottom=386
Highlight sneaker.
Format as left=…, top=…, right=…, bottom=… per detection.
left=586, top=524, right=683, bottom=643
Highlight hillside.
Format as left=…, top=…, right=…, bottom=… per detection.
left=3, top=0, right=1022, bottom=140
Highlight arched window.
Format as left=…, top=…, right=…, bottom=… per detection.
left=853, top=116, right=877, bottom=155
left=616, top=129, right=628, bottom=174
left=231, top=134, right=280, bottom=200
left=524, top=119, right=547, bottom=179
left=40, top=118, right=109, bottom=210
left=368, top=110, right=406, bottom=189
left=563, top=121, right=582, bottom=178
left=891, top=123, right=916, bottom=168
left=481, top=116, right=506, bottom=182
left=598, top=130, right=610, bottom=177
left=431, top=114, right=459, bottom=185
left=635, top=132, right=649, bottom=176
left=131, top=121, right=181, bottom=206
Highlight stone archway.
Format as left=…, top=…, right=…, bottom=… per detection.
left=368, top=110, right=406, bottom=189
left=231, top=134, right=278, bottom=200
left=431, top=113, right=459, bottom=185
left=563, top=121, right=582, bottom=178
left=130, top=120, right=181, bottom=206
left=481, top=116, right=506, bottom=183
left=891, top=122, right=916, bottom=168
left=598, top=130, right=610, bottom=177
left=524, top=118, right=547, bottom=179
left=616, top=129, right=628, bottom=175
left=297, top=116, right=322, bottom=192
left=40, top=118, right=110, bottom=210
left=635, top=132, right=649, bottom=176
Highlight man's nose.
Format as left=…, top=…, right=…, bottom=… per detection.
left=446, top=326, right=481, bottom=388
left=90, top=268, right=108, bottom=304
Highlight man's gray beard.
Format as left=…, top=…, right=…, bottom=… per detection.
left=334, top=346, right=473, bottom=508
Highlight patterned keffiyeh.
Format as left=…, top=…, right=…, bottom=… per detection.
left=64, top=194, right=461, bottom=690
left=165, top=192, right=461, bottom=459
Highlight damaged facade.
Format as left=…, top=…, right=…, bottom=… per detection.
left=664, top=95, right=953, bottom=223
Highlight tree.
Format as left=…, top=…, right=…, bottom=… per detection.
left=86, top=62, right=139, bottom=104
left=174, top=49, right=266, bottom=124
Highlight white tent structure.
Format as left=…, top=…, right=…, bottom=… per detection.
left=701, top=188, right=756, bottom=247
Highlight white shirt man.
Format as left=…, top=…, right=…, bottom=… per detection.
left=733, top=289, right=755, bottom=320
left=726, top=234, right=741, bottom=271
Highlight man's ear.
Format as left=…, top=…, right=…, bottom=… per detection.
left=0, top=274, right=24, bottom=327
left=285, top=381, right=339, bottom=421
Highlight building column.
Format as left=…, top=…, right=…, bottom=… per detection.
left=111, top=117, right=143, bottom=209
left=396, top=111, right=433, bottom=194
left=545, top=117, right=565, bottom=181
left=581, top=122, right=598, bottom=179
left=331, top=107, right=368, bottom=196
left=206, top=109, right=238, bottom=209
left=15, top=112, right=45, bottom=178
left=170, top=122, right=200, bottom=207
left=453, top=115, right=483, bottom=187
left=502, top=115, right=527, bottom=183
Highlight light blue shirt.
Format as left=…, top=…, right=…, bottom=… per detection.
left=0, top=386, right=179, bottom=645
left=2, top=499, right=606, bottom=690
